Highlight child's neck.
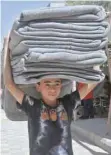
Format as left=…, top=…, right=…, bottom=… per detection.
left=42, top=98, right=57, bottom=107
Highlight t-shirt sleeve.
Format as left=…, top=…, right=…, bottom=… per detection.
left=62, top=90, right=81, bottom=110
left=16, top=94, right=36, bottom=114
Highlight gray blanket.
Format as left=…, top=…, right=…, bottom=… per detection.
left=9, top=5, right=109, bottom=55
left=11, top=49, right=107, bottom=65
left=19, top=5, right=106, bottom=22
left=13, top=73, right=105, bottom=85
left=10, top=38, right=108, bottom=56
left=9, top=22, right=109, bottom=55
left=24, top=49, right=107, bottom=62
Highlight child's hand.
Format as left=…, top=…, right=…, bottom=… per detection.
left=93, top=65, right=101, bottom=71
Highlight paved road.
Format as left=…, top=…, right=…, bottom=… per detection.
left=1, top=109, right=110, bottom=155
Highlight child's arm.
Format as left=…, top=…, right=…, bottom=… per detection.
left=78, top=83, right=98, bottom=100
left=78, top=66, right=100, bottom=100
left=3, top=35, right=24, bottom=105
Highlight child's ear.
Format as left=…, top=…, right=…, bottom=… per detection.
left=35, top=83, right=40, bottom=92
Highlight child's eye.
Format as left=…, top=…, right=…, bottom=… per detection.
left=56, top=83, right=60, bottom=86
left=46, top=84, right=50, bottom=87
left=56, top=84, right=59, bottom=86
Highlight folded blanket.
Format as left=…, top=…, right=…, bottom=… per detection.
left=11, top=48, right=107, bottom=78
left=12, top=66, right=104, bottom=76
left=19, top=5, right=106, bottom=22
left=11, top=58, right=105, bottom=75
left=28, top=21, right=108, bottom=30
left=24, top=49, right=107, bottom=62
left=9, top=6, right=109, bottom=53
left=13, top=69, right=105, bottom=85
left=10, top=24, right=109, bottom=54
left=10, top=38, right=108, bottom=56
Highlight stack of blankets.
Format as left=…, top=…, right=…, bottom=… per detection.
left=3, top=5, right=110, bottom=121
left=9, top=5, right=109, bottom=84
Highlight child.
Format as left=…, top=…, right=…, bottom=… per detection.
left=4, top=36, right=99, bottom=155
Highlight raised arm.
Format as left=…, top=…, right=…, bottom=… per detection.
left=3, top=35, right=24, bottom=104
left=78, top=66, right=101, bottom=100
left=78, top=83, right=98, bottom=100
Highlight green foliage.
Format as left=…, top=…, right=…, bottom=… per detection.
left=66, top=1, right=111, bottom=11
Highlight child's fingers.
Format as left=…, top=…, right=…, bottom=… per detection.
left=4, top=35, right=10, bottom=53
left=4, top=32, right=10, bottom=46
left=93, top=65, right=101, bottom=71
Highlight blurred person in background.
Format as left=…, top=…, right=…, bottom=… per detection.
left=77, top=82, right=94, bottom=119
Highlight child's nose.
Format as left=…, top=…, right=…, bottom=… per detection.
left=50, top=86, right=57, bottom=92
left=50, top=85, right=56, bottom=89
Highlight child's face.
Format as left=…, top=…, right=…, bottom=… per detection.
left=36, top=78, right=62, bottom=102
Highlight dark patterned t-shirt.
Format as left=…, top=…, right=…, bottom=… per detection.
left=18, top=91, right=80, bottom=155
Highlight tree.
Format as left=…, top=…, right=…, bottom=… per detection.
left=65, top=1, right=111, bottom=12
